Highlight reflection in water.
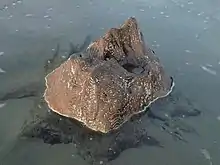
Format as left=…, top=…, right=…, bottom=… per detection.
left=148, top=89, right=201, bottom=140
left=21, top=110, right=163, bottom=164
left=17, top=86, right=201, bottom=165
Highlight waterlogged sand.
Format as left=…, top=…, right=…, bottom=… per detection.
left=0, top=0, right=220, bottom=165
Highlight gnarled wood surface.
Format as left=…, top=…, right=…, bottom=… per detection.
left=44, top=17, right=174, bottom=133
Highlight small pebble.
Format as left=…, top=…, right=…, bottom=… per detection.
left=160, top=12, right=164, bottom=15
left=200, top=149, right=211, bottom=160
left=0, top=68, right=6, bottom=73
left=45, top=25, right=51, bottom=29
left=0, top=103, right=6, bottom=109
left=139, top=9, right=145, bottom=12
left=17, top=0, right=22, bottom=4
left=12, top=3, right=16, bottom=6
left=99, top=161, right=103, bottom=164
left=44, top=15, right=50, bottom=18
left=217, top=116, right=220, bottom=121
left=165, top=113, right=169, bottom=117
left=47, top=8, right=53, bottom=11
left=165, top=15, right=170, bottom=18
left=206, top=64, right=212, bottom=67
left=25, top=14, right=33, bottom=17
left=152, top=16, right=156, bottom=19
left=197, top=12, right=204, bottom=16
left=89, top=137, right=93, bottom=140
left=201, top=65, right=216, bottom=75
left=188, top=1, right=194, bottom=5
left=185, top=50, right=192, bottom=53
left=0, top=52, right=4, bottom=56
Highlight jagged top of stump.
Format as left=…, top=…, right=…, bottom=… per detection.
left=44, top=17, right=174, bottom=133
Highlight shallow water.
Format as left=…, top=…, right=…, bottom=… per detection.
left=0, top=0, right=220, bottom=165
